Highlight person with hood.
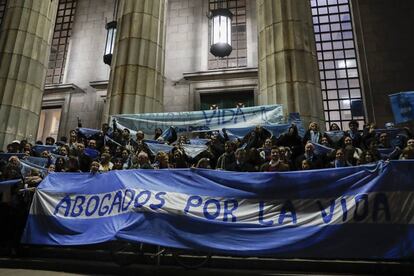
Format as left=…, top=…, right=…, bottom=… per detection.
left=276, top=124, right=303, bottom=161
left=241, top=125, right=272, bottom=150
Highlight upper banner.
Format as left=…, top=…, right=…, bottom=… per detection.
left=111, top=105, right=284, bottom=135
left=22, top=161, right=414, bottom=260
left=389, top=91, right=414, bottom=124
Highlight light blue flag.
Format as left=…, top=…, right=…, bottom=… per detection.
left=146, top=142, right=174, bottom=155
left=20, top=160, right=48, bottom=177
left=0, top=153, right=26, bottom=161
left=325, top=131, right=345, bottom=144
left=84, top=148, right=100, bottom=159
left=26, top=156, right=49, bottom=168
left=32, top=145, right=58, bottom=155
left=288, top=113, right=306, bottom=137
left=160, top=126, right=176, bottom=143
left=181, top=144, right=208, bottom=158
left=190, top=139, right=210, bottom=145
left=78, top=128, right=101, bottom=138
left=311, top=142, right=335, bottom=156
left=389, top=91, right=414, bottom=124
left=378, top=148, right=396, bottom=159
left=104, top=135, right=122, bottom=147
left=0, top=179, right=21, bottom=186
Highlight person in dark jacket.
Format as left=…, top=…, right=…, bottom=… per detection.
left=260, top=147, right=290, bottom=172
left=295, top=142, right=325, bottom=170
left=228, top=148, right=256, bottom=172
left=277, top=124, right=303, bottom=161
left=216, top=141, right=235, bottom=171
left=242, top=126, right=272, bottom=150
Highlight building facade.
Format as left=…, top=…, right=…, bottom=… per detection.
left=0, top=0, right=413, bottom=149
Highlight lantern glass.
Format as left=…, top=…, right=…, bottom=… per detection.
left=104, top=21, right=117, bottom=65
left=209, top=8, right=233, bottom=57
left=212, top=15, right=231, bottom=45
left=105, top=27, right=116, bottom=55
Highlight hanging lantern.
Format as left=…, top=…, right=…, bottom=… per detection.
left=103, top=20, right=117, bottom=65
left=209, top=6, right=233, bottom=58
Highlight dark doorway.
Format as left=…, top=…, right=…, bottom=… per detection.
left=200, top=91, right=254, bottom=110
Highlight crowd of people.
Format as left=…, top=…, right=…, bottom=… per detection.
left=0, top=119, right=413, bottom=253
left=1, top=120, right=413, bottom=184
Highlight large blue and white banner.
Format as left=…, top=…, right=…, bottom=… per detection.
left=22, top=161, right=414, bottom=259
left=111, top=105, right=284, bottom=136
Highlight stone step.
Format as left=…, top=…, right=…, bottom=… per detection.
left=1, top=244, right=413, bottom=275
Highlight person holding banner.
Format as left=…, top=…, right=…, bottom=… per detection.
left=357, top=150, right=378, bottom=165
left=259, top=138, right=273, bottom=162
left=54, top=157, right=67, bottom=172
left=136, top=152, right=154, bottom=169
left=276, top=124, right=303, bottom=161
left=260, top=146, right=290, bottom=172
left=99, top=153, right=113, bottom=172
left=329, top=123, right=341, bottom=131
left=344, top=120, right=363, bottom=149
left=295, top=142, right=324, bottom=170
left=302, top=122, right=323, bottom=145
left=400, top=146, right=414, bottom=160
left=228, top=148, right=256, bottom=172
left=216, top=141, right=236, bottom=171
left=153, top=151, right=172, bottom=169
left=171, top=148, right=189, bottom=169
left=343, top=136, right=362, bottom=166
left=242, top=126, right=272, bottom=150
left=330, top=148, right=352, bottom=168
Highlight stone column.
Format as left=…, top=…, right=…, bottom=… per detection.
left=0, top=0, right=58, bottom=149
left=106, top=0, right=167, bottom=117
left=256, top=0, right=324, bottom=126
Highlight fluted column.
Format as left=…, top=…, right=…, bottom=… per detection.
left=106, top=0, right=167, bottom=117
left=257, top=0, right=324, bottom=125
left=0, top=0, right=58, bottom=149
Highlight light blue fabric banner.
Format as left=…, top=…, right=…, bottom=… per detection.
left=22, top=161, right=414, bottom=260
left=0, top=153, right=26, bottom=160
left=181, top=144, right=208, bottom=158
left=389, top=91, right=414, bottom=124
left=0, top=179, right=21, bottom=186
left=20, top=160, right=48, bottom=177
left=146, top=142, right=174, bottom=155
left=32, top=145, right=58, bottom=155
left=104, top=135, right=122, bottom=147
left=78, top=128, right=101, bottom=138
left=311, top=143, right=334, bottom=156
left=325, top=131, right=345, bottom=143
left=111, top=105, right=284, bottom=136
left=189, top=139, right=209, bottom=145
left=26, top=156, right=49, bottom=168
left=225, top=124, right=291, bottom=140
left=287, top=112, right=305, bottom=137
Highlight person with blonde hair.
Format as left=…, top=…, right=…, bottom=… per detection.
left=303, top=122, right=322, bottom=145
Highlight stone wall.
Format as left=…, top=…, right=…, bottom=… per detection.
left=43, top=0, right=258, bottom=138
left=43, top=0, right=114, bottom=137
left=164, top=0, right=258, bottom=112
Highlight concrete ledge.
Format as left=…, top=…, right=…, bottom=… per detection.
left=44, top=83, right=85, bottom=94
left=183, top=67, right=258, bottom=81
